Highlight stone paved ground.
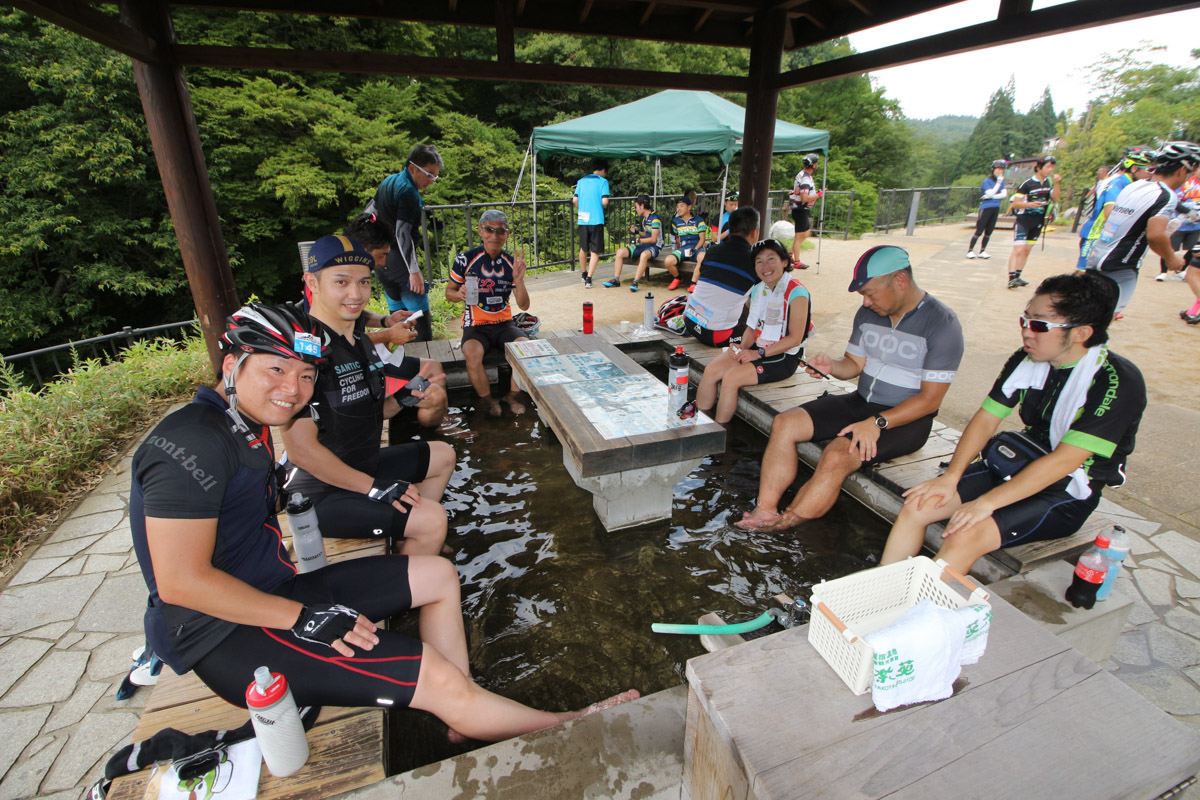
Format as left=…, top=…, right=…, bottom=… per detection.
left=2, top=223, right=1199, bottom=799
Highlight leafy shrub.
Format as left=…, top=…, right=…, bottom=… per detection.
left=0, top=334, right=208, bottom=570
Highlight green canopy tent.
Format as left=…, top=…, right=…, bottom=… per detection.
left=514, top=90, right=830, bottom=262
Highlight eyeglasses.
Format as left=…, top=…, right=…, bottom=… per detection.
left=1018, top=315, right=1084, bottom=333
left=677, top=400, right=698, bottom=420
left=409, top=161, right=439, bottom=182
left=481, top=225, right=510, bottom=235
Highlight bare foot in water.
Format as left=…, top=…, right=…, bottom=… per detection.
left=734, top=506, right=780, bottom=530
left=754, top=510, right=809, bottom=532
left=483, top=397, right=503, bottom=417
left=504, top=393, right=527, bottom=415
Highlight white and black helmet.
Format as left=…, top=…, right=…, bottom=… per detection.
left=1154, top=141, right=1200, bottom=170
left=802, top=153, right=820, bottom=168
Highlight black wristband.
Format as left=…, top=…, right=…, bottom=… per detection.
left=367, top=478, right=411, bottom=505
left=290, top=603, right=359, bottom=648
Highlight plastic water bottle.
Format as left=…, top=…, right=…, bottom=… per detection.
left=1095, top=525, right=1129, bottom=602
left=465, top=274, right=479, bottom=306
left=582, top=301, right=594, bottom=334
left=285, top=492, right=327, bottom=573
left=643, top=292, right=655, bottom=330
left=246, top=667, right=309, bottom=777
left=1065, top=534, right=1111, bottom=610
left=668, top=345, right=688, bottom=416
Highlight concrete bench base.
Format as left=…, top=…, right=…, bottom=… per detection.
left=563, top=451, right=703, bottom=531
left=988, top=559, right=1133, bottom=665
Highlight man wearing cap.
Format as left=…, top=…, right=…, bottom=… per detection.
left=574, top=160, right=610, bottom=284
left=282, top=235, right=454, bottom=555
left=445, top=210, right=531, bottom=416
left=682, top=206, right=760, bottom=347
left=370, top=144, right=442, bottom=341
left=603, top=194, right=663, bottom=290
left=1005, top=155, right=1060, bottom=289
left=737, top=245, right=964, bottom=531
left=660, top=196, right=707, bottom=292
left=788, top=154, right=820, bottom=268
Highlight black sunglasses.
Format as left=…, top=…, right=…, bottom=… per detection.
left=481, top=225, right=510, bottom=235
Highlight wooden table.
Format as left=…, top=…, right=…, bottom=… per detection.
left=506, top=335, right=725, bottom=530
left=684, top=592, right=1200, bottom=800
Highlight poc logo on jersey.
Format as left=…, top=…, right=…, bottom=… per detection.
left=861, top=328, right=923, bottom=361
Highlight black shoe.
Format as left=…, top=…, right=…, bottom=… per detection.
left=1187, top=313, right=1200, bottom=325
left=603, top=278, right=620, bottom=288
left=1007, top=276, right=1028, bottom=289
left=585, top=277, right=593, bottom=289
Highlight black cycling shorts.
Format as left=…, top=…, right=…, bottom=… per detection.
left=684, top=317, right=744, bottom=347
left=461, top=322, right=525, bottom=353
left=579, top=224, right=605, bottom=255
left=312, top=442, right=430, bottom=540
left=956, top=460, right=1101, bottom=548
left=791, top=205, right=812, bottom=232
left=755, top=352, right=802, bottom=384
left=1013, top=216, right=1044, bottom=244
left=799, top=391, right=935, bottom=468
left=192, top=555, right=422, bottom=709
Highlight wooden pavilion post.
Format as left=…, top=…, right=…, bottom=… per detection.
left=119, top=1, right=239, bottom=374
left=739, top=4, right=787, bottom=231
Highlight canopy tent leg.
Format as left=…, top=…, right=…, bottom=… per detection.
left=532, top=150, right=539, bottom=266
left=815, top=156, right=829, bottom=274
left=512, top=138, right=532, bottom=203
left=717, top=162, right=729, bottom=242
left=654, top=159, right=662, bottom=209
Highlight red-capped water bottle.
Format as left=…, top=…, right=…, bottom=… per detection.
left=582, top=301, right=594, bottom=334
left=1064, top=534, right=1111, bottom=610
left=246, top=666, right=309, bottom=777
left=668, top=345, right=688, bottom=417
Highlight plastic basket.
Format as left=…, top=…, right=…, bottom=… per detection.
left=807, top=556, right=991, bottom=695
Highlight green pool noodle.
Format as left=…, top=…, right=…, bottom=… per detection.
left=652, top=610, right=775, bottom=635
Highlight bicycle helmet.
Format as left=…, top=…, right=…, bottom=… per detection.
left=654, top=294, right=689, bottom=333
left=513, top=311, right=541, bottom=338
left=802, top=153, right=820, bottom=168
left=991, top=159, right=1007, bottom=169
left=220, top=302, right=325, bottom=433
left=1123, top=146, right=1155, bottom=170
left=1154, top=141, right=1200, bottom=170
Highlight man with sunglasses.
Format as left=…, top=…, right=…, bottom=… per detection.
left=445, top=210, right=531, bottom=416
left=737, top=245, right=963, bottom=532
left=881, top=270, right=1145, bottom=575
left=370, top=144, right=442, bottom=341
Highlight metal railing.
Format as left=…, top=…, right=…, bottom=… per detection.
left=874, top=187, right=984, bottom=233
left=765, top=189, right=856, bottom=240
left=3, top=320, right=198, bottom=392
left=416, top=190, right=857, bottom=278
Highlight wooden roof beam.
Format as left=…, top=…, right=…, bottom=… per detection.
left=640, top=2, right=657, bottom=26
left=779, top=0, right=1200, bottom=88
left=11, top=0, right=160, bottom=62
left=175, top=44, right=751, bottom=91
left=693, top=8, right=713, bottom=31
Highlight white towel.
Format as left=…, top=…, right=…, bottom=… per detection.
left=956, top=603, right=992, bottom=666
left=998, top=344, right=1108, bottom=500
left=864, top=599, right=966, bottom=712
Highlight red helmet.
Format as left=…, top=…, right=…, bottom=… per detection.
left=654, top=294, right=689, bottom=333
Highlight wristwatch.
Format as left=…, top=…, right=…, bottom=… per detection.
left=872, top=413, right=889, bottom=430
left=756, top=346, right=766, bottom=358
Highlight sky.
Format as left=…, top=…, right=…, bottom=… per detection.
left=847, top=0, right=1200, bottom=121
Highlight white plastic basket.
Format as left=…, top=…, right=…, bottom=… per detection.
left=807, top=556, right=991, bottom=695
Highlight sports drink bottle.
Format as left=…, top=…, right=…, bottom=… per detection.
left=1095, top=526, right=1129, bottom=602
left=246, top=667, right=309, bottom=777
left=285, top=493, right=327, bottom=573
left=465, top=274, right=479, bottom=306
left=582, top=301, right=594, bottom=334
left=668, top=346, right=689, bottom=417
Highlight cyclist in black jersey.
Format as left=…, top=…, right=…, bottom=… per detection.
left=1005, top=156, right=1060, bottom=289
left=131, top=303, right=638, bottom=739
left=881, top=271, right=1145, bottom=575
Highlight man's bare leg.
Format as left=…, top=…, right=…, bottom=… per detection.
left=934, top=517, right=1003, bottom=576
left=754, top=438, right=860, bottom=530
left=880, top=492, right=963, bottom=566
left=607, top=247, right=629, bottom=284
left=502, top=338, right=530, bottom=414
left=735, top=408, right=813, bottom=528
left=416, top=441, right=456, bottom=501
left=463, top=339, right=501, bottom=416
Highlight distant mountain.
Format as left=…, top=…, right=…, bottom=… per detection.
left=905, top=115, right=978, bottom=145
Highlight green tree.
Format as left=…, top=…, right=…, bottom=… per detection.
left=0, top=12, right=186, bottom=354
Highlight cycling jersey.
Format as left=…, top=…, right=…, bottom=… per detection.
left=635, top=212, right=664, bottom=247
left=1013, top=177, right=1053, bottom=217
left=671, top=213, right=708, bottom=253
left=449, top=247, right=516, bottom=326
left=1087, top=180, right=1177, bottom=272
left=746, top=277, right=811, bottom=355
left=790, top=171, right=816, bottom=208
left=574, top=173, right=610, bottom=225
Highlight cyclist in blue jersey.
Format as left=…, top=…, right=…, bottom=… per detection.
left=966, top=160, right=1007, bottom=260
left=661, top=197, right=707, bottom=293
left=604, top=195, right=664, bottom=290
left=1077, top=147, right=1153, bottom=272
left=574, top=160, right=610, bottom=284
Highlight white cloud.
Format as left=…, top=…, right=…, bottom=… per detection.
left=848, top=0, right=1200, bottom=120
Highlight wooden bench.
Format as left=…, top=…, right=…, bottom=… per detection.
left=107, top=535, right=390, bottom=800
left=576, top=328, right=1113, bottom=582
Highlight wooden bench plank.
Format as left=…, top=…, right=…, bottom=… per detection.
left=425, top=339, right=456, bottom=363
left=132, top=693, right=363, bottom=742
left=402, top=341, right=431, bottom=360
